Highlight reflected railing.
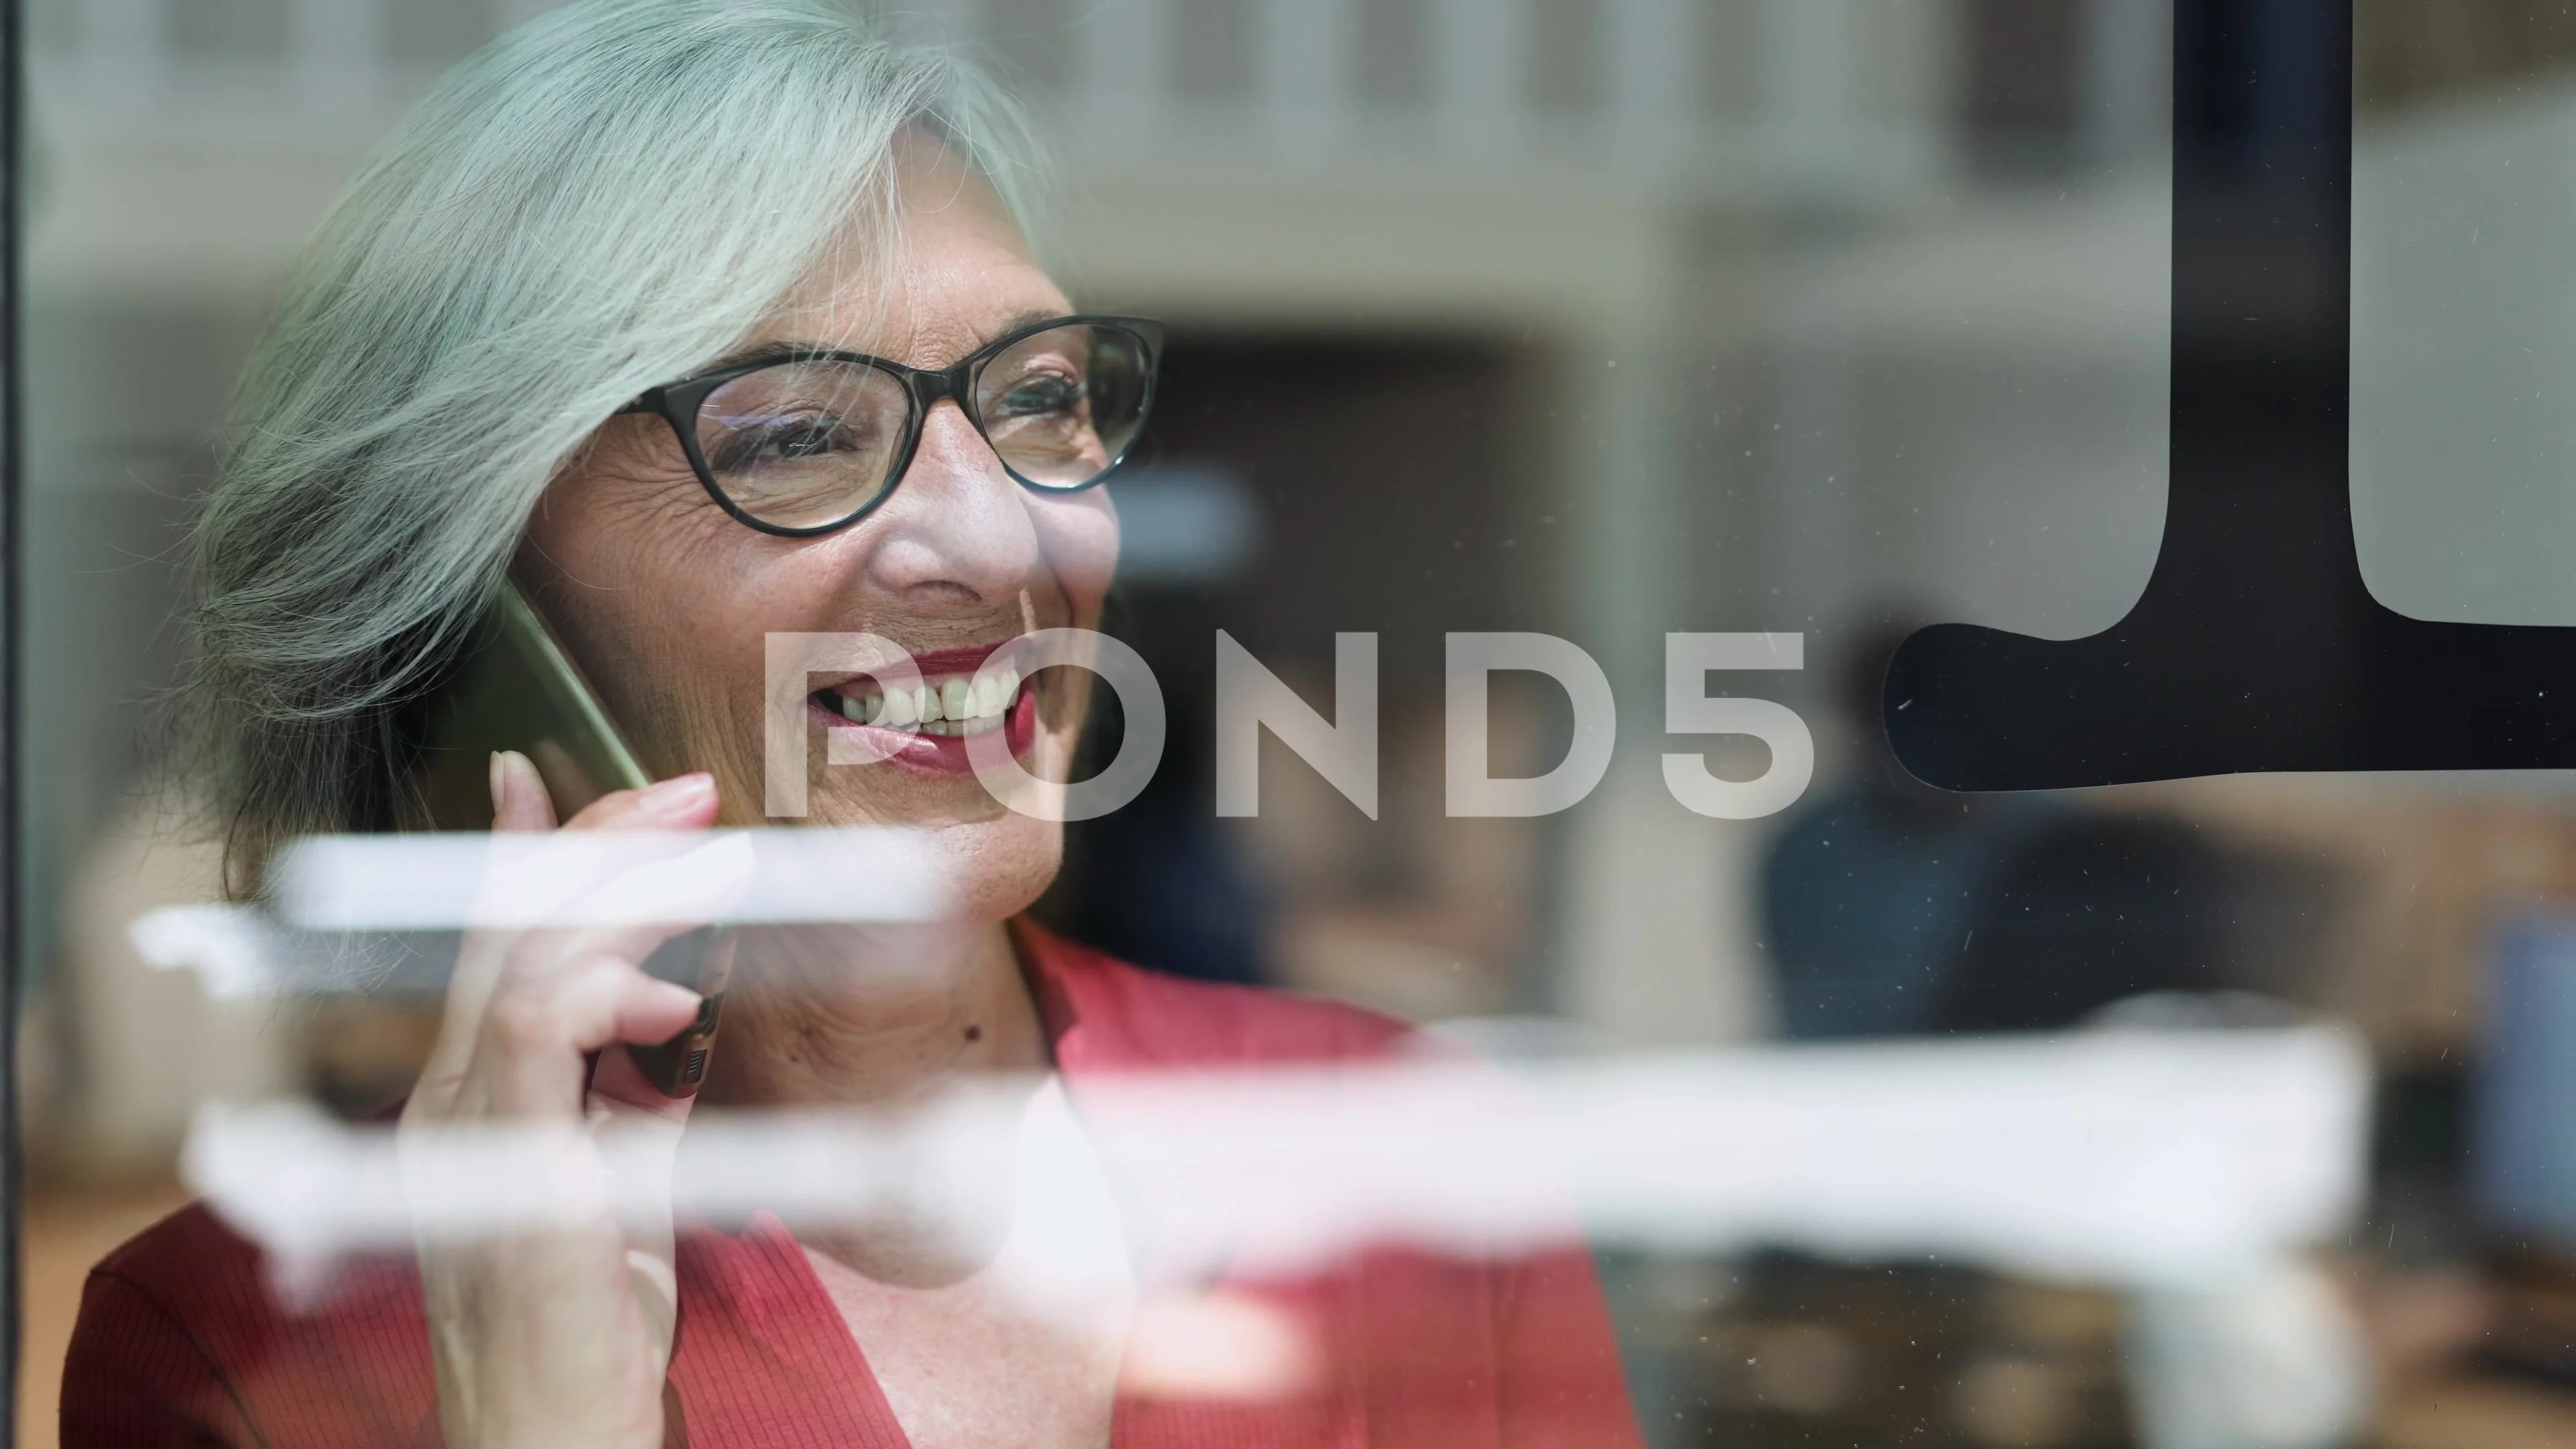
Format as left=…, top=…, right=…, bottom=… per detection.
left=186, top=1027, right=2370, bottom=1293
left=141, top=830, right=2370, bottom=1296
left=36, top=0, right=1957, bottom=203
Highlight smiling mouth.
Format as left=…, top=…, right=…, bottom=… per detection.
left=812, top=664, right=1025, bottom=738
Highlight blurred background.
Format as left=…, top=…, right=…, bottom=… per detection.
left=25, top=0, right=2576, bottom=1445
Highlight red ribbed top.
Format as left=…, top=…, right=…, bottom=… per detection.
left=62, top=924, right=1640, bottom=1447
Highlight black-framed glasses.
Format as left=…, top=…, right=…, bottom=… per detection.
left=617, top=314, right=1164, bottom=537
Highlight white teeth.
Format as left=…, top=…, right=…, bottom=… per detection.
left=881, top=687, right=918, bottom=728
left=826, top=665, right=1022, bottom=737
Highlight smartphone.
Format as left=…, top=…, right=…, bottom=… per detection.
left=415, top=584, right=651, bottom=830
left=415, top=582, right=730, bottom=1097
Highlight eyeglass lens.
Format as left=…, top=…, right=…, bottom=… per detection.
left=690, top=321, right=1153, bottom=532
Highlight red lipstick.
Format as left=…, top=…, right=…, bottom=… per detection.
left=806, top=637, right=1038, bottom=779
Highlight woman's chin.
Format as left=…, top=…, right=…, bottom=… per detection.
left=794, top=789, right=1062, bottom=924
left=926, top=818, right=1061, bottom=924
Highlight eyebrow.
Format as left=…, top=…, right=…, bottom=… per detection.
left=709, top=309, right=1068, bottom=374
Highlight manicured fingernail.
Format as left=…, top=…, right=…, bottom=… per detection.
left=637, top=772, right=716, bottom=817
left=496, top=750, right=541, bottom=813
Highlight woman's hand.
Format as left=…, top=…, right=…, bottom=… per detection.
left=400, top=751, right=724, bottom=1449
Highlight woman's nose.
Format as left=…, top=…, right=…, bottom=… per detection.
left=861, top=401, right=1042, bottom=605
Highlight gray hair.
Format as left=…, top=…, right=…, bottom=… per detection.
left=180, top=0, right=1043, bottom=895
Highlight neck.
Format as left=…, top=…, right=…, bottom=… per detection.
left=696, top=918, right=1051, bottom=1110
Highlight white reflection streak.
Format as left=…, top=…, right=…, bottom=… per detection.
left=186, top=1026, right=2369, bottom=1301
left=270, top=827, right=945, bottom=929
left=129, top=904, right=284, bottom=1000
left=129, top=828, right=953, bottom=996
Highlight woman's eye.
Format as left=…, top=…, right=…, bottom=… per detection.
left=991, top=372, right=1083, bottom=419
left=762, top=422, right=839, bottom=460
left=711, top=415, right=869, bottom=470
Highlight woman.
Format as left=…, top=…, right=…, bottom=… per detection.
left=62, top=3, right=1636, bottom=1445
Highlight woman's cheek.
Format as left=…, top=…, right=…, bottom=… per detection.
left=1035, top=492, right=1120, bottom=623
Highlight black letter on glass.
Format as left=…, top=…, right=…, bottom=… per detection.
left=1889, top=0, right=2576, bottom=790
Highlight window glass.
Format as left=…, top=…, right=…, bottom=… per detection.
left=2353, top=0, right=2576, bottom=623
left=17, top=3, right=2575, bottom=1448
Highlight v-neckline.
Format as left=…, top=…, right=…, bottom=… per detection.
left=661, top=925, right=1098, bottom=1449
left=674, top=1212, right=1351, bottom=1449
left=659, top=923, right=1358, bottom=1449
left=666, top=1212, right=917, bottom=1448
left=782, top=1076, right=1140, bottom=1449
